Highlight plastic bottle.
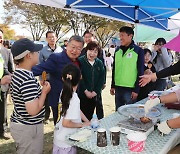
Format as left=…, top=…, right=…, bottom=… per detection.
left=91, top=114, right=99, bottom=129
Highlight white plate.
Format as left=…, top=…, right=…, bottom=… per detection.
left=69, top=129, right=91, bottom=142
left=118, top=104, right=161, bottom=118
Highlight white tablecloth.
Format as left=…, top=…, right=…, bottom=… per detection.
left=67, top=98, right=180, bottom=154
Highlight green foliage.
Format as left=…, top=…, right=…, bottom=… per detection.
left=93, top=20, right=126, bottom=48
left=3, top=0, right=126, bottom=44
left=35, top=6, right=72, bottom=39
left=0, top=24, right=16, bottom=40
left=80, top=14, right=126, bottom=48
left=4, top=0, right=47, bottom=40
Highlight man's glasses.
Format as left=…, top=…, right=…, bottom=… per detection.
left=69, top=44, right=82, bottom=52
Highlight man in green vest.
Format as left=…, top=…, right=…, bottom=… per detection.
left=110, top=26, right=144, bottom=110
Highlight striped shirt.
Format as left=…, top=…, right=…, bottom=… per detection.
left=10, top=69, right=45, bottom=125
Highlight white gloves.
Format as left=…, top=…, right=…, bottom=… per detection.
left=157, top=121, right=171, bottom=135
left=144, top=97, right=160, bottom=114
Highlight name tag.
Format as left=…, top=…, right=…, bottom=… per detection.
left=126, top=53, right=132, bottom=58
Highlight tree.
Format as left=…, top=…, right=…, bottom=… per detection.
left=68, top=12, right=81, bottom=35
left=4, top=0, right=126, bottom=44
left=73, top=13, right=126, bottom=48
left=93, top=20, right=126, bottom=48
left=3, top=0, right=73, bottom=40
left=4, top=0, right=47, bottom=41
left=26, top=15, right=47, bottom=41
left=80, top=14, right=126, bottom=48
left=0, top=24, right=16, bottom=40
left=36, top=6, right=71, bottom=40
left=82, top=14, right=107, bottom=30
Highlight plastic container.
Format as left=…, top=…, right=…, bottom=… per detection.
left=91, top=114, right=99, bottom=129
left=127, top=132, right=147, bottom=152
left=97, top=128, right=107, bottom=147
left=109, top=127, right=121, bottom=146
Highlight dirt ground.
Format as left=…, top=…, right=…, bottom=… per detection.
left=1, top=71, right=179, bottom=154
left=0, top=71, right=115, bottom=154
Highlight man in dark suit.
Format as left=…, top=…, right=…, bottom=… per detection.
left=32, top=35, right=84, bottom=125
left=0, top=29, right=14, bottom=140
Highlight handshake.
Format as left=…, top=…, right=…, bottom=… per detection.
left=144, top=97, right=172, bottom=135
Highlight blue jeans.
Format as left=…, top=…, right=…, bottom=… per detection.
left=115, top=86, right=134, bottom=111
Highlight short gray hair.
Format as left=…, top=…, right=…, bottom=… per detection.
left=69, top=35, right=84, bottom=46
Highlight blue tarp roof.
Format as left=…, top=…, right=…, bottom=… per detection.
left=22, top=0, right=180, bottom=31
left=66, top=0, right=180, bottom=30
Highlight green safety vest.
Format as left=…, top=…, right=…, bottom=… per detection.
left=115, top=48, right=138, bottom=88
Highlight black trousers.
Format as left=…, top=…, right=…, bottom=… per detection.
left=154, top=79, right=167, bottom=91
left=44, top=94, right=51, bottom=121
left=51, top=106, right=58, bottom=126
left=96, top=94, right=104, bottom=120
left=0, top=91, right=8, bottom=135
left=80, top=95, right=100, bottom=121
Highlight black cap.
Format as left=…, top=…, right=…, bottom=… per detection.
left=11, top=38, right=43, bottom=60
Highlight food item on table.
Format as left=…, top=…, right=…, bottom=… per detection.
left=69, top=129, right=91, bottom=142
left=140, top=117, right=151, bottom=124
left=151, top=108, right=157, bottom=112
left=138, top=106, right=144, bottom=109
left=42, top=71, right=47, bottom=84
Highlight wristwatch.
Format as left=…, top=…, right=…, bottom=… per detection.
left=158, top=96, right=162, bottom=103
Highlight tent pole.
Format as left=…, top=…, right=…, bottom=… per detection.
left=134, top=23, right=137, bottom=44
left=134, top=6, right=138, bottom=44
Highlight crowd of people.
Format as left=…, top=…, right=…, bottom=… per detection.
left=0, top=26, right=179, bottom=154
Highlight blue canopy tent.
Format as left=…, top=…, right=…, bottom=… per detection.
left=22, top=0, right=180, bottom=31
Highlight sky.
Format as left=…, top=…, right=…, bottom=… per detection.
left=0, top=0, right=31, bottom=37
left=0, top=0, right=4, bottom=17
